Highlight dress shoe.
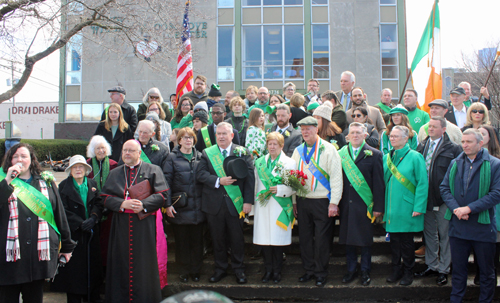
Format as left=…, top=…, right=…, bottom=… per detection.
left=315, top=276, right=327, bottom=287
left=386, top=267, right=403, bottom=283
left=360, top=271, right=371, bottom=286
left=261, top=272, right=272, bottom=283
left=399, top=271, right=414, bottom=286
left=179, top=274, right=189, bottom=283
left=414, top=267, right=439, bottom=277
left=272, top=273, right=281, bottom=283
left=209, top=272, right=227, bottom=283
left=436, top=273, right=448, bottom=286
left=190, top=273, right=200, bottom=282
left=342, top=271, right=358, bottom=283
left=415, top=245, right=426, bottom=258
left=298, top=273, right=314, bottom=282
left=235, top=272, right=248, bottom=284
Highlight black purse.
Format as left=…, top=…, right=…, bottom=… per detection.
left=171, top=192, right=188, bottom=208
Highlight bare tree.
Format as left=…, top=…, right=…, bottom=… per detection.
left=0, top=0, right=205, bottom=103
left=457, top=42, right=500, bottom=121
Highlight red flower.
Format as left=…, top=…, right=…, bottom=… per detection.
left=301, top=180, right=306, bottom=186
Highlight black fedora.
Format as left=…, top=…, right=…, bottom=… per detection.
left=223, top=156, right=248, bottom=179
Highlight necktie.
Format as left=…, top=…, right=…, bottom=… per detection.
left=345, top=93, right=350, bottom=109
left=222, top=149, right=227, bottom=159
left=425, top=141, right=436, bottom=171
left=279, top=129, right=284, bottom=134
left=354, top=149, right=358, bottom=156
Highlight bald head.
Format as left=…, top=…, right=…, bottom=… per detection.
left=122, top=140, right=142, bottom=166
left=258, top=87, right=269, bottom=104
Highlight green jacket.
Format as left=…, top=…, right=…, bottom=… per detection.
left=380, top=130, right=418, bottom=155
left=170, top=113, right=193, bottom=130
left=246, top=101, right=269, bottom=118
left=383, top=144, right=428, bottom=233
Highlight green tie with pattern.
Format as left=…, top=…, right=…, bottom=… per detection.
left=425, top=141, right=436, bottom=171
left=222, top=149, right=228, bottom=159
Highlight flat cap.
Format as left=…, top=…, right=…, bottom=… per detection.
left=108, top=86, right=126, bottom=95
left=450, top=86, right=466, bottom=95
left=428, top=99, right=449, bottom=109
left=297, top=116, right=318, bottom=127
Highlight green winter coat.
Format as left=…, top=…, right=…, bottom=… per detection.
left=383, top=143, right=428, bottom=233
left=380, top=130, right=418, bottom=155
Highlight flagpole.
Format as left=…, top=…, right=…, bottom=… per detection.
left=398, top=69, right=412, bottom=104
left=477, top=49, right=500, bottom=101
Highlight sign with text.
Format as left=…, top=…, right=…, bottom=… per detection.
left=0, top=102, right=59, bottom=139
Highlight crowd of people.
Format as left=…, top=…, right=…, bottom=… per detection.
left=1, top=71, right=499, bottom=303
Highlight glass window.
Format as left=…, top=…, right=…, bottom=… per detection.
left=380, top=0, right=396, bottom=4
left=284, top=0, right=302, bottom=4
left=380, top=24, right=398, bottom=79
left=218, top=27, right=233, bottom=67
left=285, top=25, right=304, bottom=78
left=264, top=0, right=281, bottom=4
left=243, top=26, right=262, bottom=80
left=66, top=103, right=81, bottom=121
left=312, top=24, right=329, bottom=79
left=312, top=0, right=327, bottom=4
left=82, top=103, right=103, bottom=121
left=380, top=24, right=397, bottom=42
left=66, top=34, right=82, bottom=85
left=243, top=0, right=261, bottom=6
left=218, top=0, right=234, bottom=7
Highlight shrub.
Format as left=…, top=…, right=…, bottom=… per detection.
left=0, top=139, right=89, bottom=164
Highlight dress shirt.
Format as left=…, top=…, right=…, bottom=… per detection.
left=215, top=143, right=233, bottom=188
left=453, top=105, right=467, bottom=129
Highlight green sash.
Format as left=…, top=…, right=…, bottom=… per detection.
left=140, top=150, right=152, bottom=164
left=255, top=156, right=294, bottom=230
left=376, top=102, right=392, bottom=114
left=444, top=160, right=491, bottom=224
left=201, top=126, right=212, bottom=148
left=0, top=171, right=60, bottom=235
left=386, top=155, right=416, bottom=194
left=338, top=144, right=375, bottom=222
left=205, top=145, right=245, bottom=218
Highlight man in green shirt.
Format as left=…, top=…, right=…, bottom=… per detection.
left=247, top=87, right=270, bottom=117
left=374, top=88, right=395, bottom=126
left=403, top=89, right=430, bottom=133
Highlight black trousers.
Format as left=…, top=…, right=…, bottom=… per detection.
left=0, top=279, right=44, bottom=303
left=206, top=197, right=245, bottom=274
left=389, top=232, right=415, bottom=272
left=260, top=245, right=286, bottom=273
left=297, top=197, right=333, bottom=278
left=172, top=223, right=204, bottom=275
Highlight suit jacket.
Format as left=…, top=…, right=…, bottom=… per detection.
left=195, top=123, right=240, bottom=152
left=444, top=105, right=467, bottom=127
left=196, top=144, right=255, bottom=216
left=270, top=123, right=303, bottom=157
left=335, top=90, right=353, bottom=111
left=339, top=144, right=385, bottom=246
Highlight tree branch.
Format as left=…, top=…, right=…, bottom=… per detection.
left=0, top=0, right=45, bottom=22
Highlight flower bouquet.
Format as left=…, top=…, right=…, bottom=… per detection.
left=257, top=162, right=309, bottom=206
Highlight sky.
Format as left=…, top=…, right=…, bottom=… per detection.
left=0, top=0, right=499, bottom=104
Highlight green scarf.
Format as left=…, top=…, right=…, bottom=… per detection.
left=376, top=102, right=392, bottom=114
left=73, top=177, right=89, bottom=218
left=444, top=159, right=491, bottom=224
left=92, top=157, right=110, bottom=191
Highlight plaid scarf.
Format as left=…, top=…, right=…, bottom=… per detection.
left=6, top=180, right=51, bottom=262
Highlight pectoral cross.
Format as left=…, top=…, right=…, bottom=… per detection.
left=125, top=190, right=129, bottom=200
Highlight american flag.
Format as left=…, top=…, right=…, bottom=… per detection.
left=175, top=0, right=193, bottom=109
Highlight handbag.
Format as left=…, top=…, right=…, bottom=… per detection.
left=171, top=192, right=188, bottom=208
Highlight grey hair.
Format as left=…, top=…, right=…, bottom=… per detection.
left=458, top=81, right=471, bottom=89
left=393, top=125, right=409, bottom=138
left=381, top=88, right=393, bottom=95
left=348, top=122, right=367, bottom=134
left=430, top=116, right=447, bottom=128
left=341, top=71, right=356, bottom=83
left=463, top=128, right=483, bottom=143
left=142, top=87, right=163, bottom=104
left=217, top=121, right=233, bottom=133
left=276, top=103, right=291, bottom=114
left=283, top=82, right=296, bottom=92
left=138, top=120, right=155, bottom=133
left=87, top=135, right=112, bottom=158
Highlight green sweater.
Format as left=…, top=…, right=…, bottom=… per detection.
left=246, top=101, right=269, bottom=117
left=406, top=108, right=430, bottom=133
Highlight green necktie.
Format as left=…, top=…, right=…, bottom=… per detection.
left=222, top=149, right=228, bottom=159
left=354, top=149, right=358, bottom=156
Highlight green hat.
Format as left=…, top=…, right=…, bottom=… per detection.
left=389, top=104, right=409, bottom=115
left=297, top=116, right=318, bottom=127
left=265, top=105, right=276, bottom=115
left=307, top=101, right=320, bottom=111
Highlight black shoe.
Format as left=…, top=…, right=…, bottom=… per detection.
left=400, top=271, right=414, bottom=286
left=315, top=276, right=327, bottom=287
left=474, top=273, right=480, bottom=285
left=414, top=267, right=439, bottom=277
left=209, top=272, right=227, bottom=283
left=179, top=274, right=189, bottom=283
left=190, top=273, right=200, bottom=282
left=386, top=267, right=403, bottom=283
left=436, top=273, right=448, bottom=286
left=261, top=272, right=272, bottom=283
left=272, top=273, right=281, bottom=283
left=236, top=272, right=248, bottom=284
left=360, top=271, right=371, bottom=286
left=342, top=271, right=358, bottom=283
left=298, top=273, right=314, bottom=282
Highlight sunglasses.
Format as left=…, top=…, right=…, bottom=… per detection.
left=471, top=109, right=485, bottom=114
left=351, top=114, right=363, bottom=118
left=149, top=95, right=160, bottom=100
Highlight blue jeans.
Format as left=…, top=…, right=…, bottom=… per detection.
left=4, top=139, right=21, bottom=152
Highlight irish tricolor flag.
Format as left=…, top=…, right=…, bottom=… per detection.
left=410, top=0, right=441, bottom=113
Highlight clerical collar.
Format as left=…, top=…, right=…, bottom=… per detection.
left=125, top=162, right=141, bottom=169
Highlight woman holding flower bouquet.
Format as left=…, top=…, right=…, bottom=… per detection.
left=253, top=132, right=297, bottom=284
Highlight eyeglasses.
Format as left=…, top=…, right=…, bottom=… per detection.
left=212, top=111, right=224, bottom=115
left=182, top=136, right=194, bottom=141
left=123, top=149, right=139, bottom=154
left=389, top=135, right=405, bottom=139
left=149, top=95, right=160, bottom=100
left=351, top=114, right=363, bottom=118
left=471, top=109, right=485, bottom=114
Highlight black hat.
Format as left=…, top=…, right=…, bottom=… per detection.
left=193, top=110, right=208, bottom=124
left=108, top=86, right=126, bottom=95
left=223, top=155, right=248, bottom=179
left=209, top=83, right=222, bottom=97
left=450, top=87, right=466, bottom=95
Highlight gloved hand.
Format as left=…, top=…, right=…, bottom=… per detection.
left=81, top=215, right=97, bottom=232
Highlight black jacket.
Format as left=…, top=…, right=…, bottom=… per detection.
left=100, top=101, right=138, bottom=133
left=162, top=146, right=205, bottom=225
left=224, top=116, right=249, bottom=146
left=195, top=123, right=240, bottom=152
left=342, top=123, right=379, bottom=148
left=94, top=122, right=134, bottom=162
left=444, top=105, right=467, bottom=127
left=269, top=123, right=303, bottom=157
left=417, top=132, right=462, bottom=210
left=289, top=107, right=310, bottom=129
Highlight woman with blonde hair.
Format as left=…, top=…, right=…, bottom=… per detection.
left=137, top=87, right=172, bottom=121
left=461, top=102, right=490, bottom=132
left=245, top=108, right=267, bottom=158
left=94, top=103, right=134, bottom=161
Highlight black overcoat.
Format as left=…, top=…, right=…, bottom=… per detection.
left=94, top=122, right=134, bottom=162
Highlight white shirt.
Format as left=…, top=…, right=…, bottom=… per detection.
left=426, top=137, right=441, bottom=157
left=215, top=143, right=233, bottom=188
left=276, top=124, right=291, bottom=134
left=453, top=105, right=467, bottom=129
